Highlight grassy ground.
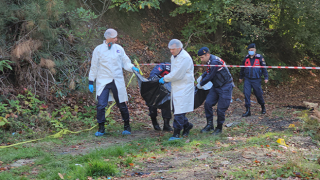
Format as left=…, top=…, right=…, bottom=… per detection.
left=0, top=103, right=319, bottom=180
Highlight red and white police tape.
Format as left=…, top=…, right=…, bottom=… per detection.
left=139, top=63, right=320, bottom=70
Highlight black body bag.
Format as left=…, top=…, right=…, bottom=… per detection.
left=134, top=71, right=209, bottom=109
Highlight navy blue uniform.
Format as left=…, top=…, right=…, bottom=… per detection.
left=148, top=63, right=172, bottom=120
left=149, top=63, right=171, bottom=80
left=97, top=80, right=129, bottom=123
left=200, top=55, right=234, bottom=127
left=239, top=54, right=268, bottom=107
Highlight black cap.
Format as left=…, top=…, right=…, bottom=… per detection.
left=198, top=47, right=209, bottom=56
left=247, top=43, right=256, bottom=49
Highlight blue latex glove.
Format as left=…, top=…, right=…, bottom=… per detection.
left=159, top=77, right=165, bottom=84
left=89, top=84, right=94, bottom=93
left=132, top=67, right=140, bottom=73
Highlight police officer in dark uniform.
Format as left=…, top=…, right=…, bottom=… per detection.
left=148, top=63, right=173, bottom=131
left=239, top=43, right=268, bottom=117
left=197, top=47, right=234, bottom=135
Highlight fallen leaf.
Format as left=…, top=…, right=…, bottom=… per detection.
left=288, top=124, right=295, bottom=128
left=58, top=173, right=64, bottom=179
left=294, top=172, right=302, bottom=178
left=151, top=157, right=156, bottom=159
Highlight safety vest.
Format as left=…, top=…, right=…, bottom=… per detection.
left=245, top=58, right=260, bottom=67
left=160, top=65, right=170, bottom=77
left=244, top=57, right=262, bottom=78
left=149, top=63, right=171, bottom=80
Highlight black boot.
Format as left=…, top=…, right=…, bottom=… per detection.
left=182, top=122, right=193, bottom=137
left=163, top=118, right=173, bottom=132
left=200, top=119, right=214, bottom=133
left=122, top=121, right=131, bottom=135
left=169, top=129, right=181, bottom=141
left=151, top=117, right=161, bottom=131
left=261, top=104, right=266, bottom=114
left=95, top=122, right=105, bottom=136
left=212, top=124, right=223, bottom=135
left=242, top=107, right=251, bottom=117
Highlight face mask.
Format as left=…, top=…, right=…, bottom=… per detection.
left=108, top=42, right=113, bottom=50
left=248, top=51, right=255, bottom=56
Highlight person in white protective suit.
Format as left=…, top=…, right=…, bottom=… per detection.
left=158, top=39, right=195, bottom=141
left=88, top=28, right=140, bottom=136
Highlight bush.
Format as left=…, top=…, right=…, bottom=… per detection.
left=0, top=0, right=99, bottom=98
left=0, top=89, right=98, bottom=143
left=300, top=110, right=320, bottom=140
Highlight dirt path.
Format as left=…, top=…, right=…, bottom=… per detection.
left=5, top=97, right=319, bottom=179
left=49, top=99, right=301, bottom=156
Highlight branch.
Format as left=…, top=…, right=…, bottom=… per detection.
left=184, top=30, right=206, bottom=49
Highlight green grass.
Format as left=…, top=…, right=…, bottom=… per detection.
left=228, top=158, right=318, bottom=179
left=0, top=146, right=45, bottom=163
left=0, top=119, right=319, bottom=179
left=86, top=160, right=118, bottom=177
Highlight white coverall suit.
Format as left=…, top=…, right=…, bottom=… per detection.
left=89, top=41, right=134, bottom=123
left=163, top=49, right=194, bottom=130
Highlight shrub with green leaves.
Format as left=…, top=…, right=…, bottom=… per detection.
left=0, top=89, right=98, bottom=143
left=0, top=0, right=99, bottom=97
left=300, top=110, right=320, bottom=140
left=110, top=0, right=162, bottom=12
left=0, top=60, right=14, bottom=72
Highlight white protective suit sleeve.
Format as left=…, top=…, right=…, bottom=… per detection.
left=88, top=48, right=99, bottom=82
left=120, top=48, right=134, bottom=72
left=197, top=75, right=213, bottom=90
left=196, top=76, right=202, bottom=84
left=164, top=57, right=189, bottom=82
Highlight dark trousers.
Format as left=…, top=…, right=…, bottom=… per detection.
left=244, top=77, right=265, bottom=107
left=97, top=80, right=129, bottom=123
left=148, top=106, right=171, bottom=119
left=205, top=83, right=233, bottom=125
left=173, top=113, right=189, bottom=130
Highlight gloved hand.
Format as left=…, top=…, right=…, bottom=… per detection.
left=132, top=67, right=140, bottom=73
left=197, top=76, right=202, bottom=84
left=89, top=84, right=94, bottom=93
left=196, top=83, right=203, bottom=89
left=159, top=77, right=165, bottom=84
